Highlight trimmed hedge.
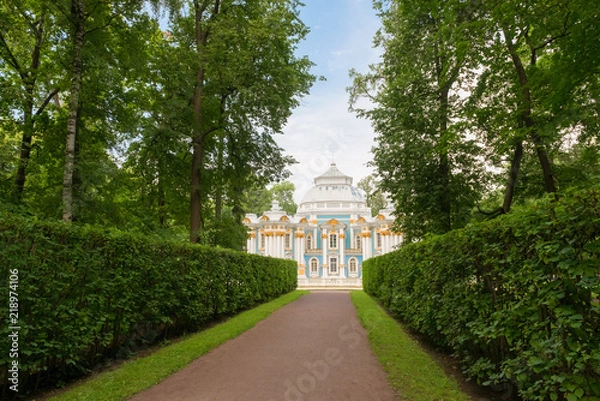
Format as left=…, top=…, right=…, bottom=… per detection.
left=0, top=214, right=296, bottom=396
left=363, top=187, right=600, bottom=401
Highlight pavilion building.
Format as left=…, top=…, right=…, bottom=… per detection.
left=243, top=163, right=402, bottom=288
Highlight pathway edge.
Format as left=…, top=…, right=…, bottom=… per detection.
left=46, top=290, right=309, bottom=401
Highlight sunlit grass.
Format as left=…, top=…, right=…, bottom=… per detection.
left=46, top=290, right=309, bottom=401
left=351, top=291, right=469, bottom=401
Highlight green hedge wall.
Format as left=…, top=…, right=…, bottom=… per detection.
left=0, top=214, right=296, bottom=395
left=363, top=187, right=600, bottom=401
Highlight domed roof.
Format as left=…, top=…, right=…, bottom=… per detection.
left=299, top=164, right=367, bottom=211
left=314, top=163, right=353, bottom=185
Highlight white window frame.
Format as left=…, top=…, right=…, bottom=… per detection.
left=329, top=257, right=338, bottom=275
left=349, top=258, right=358, bottom=276
left=284, top=232, right=291, bottom=249
left=329, top=233, right=338, bottom=249
left=310, top=258, right=319, bottom=276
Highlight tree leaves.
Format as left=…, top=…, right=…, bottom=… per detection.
left=0, top=0, right=315, bottom=249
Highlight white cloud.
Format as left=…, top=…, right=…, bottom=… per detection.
left=277, top=93, right=375, bottom=203
left=275, top=0, right=382, bottom=204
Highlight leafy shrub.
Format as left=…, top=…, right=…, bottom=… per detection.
left=363, top=186, right=600, bottom=401
left=0, top=215, right=296, bottom=395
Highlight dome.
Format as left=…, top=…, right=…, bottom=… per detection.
left=298, top=164, right=368, bottom=213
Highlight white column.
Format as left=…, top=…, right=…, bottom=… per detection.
left=383, top=232, right=389, bottom=254
left=299, top=234, right=305, bottom=266
left=268, top=234, right=273, bottom=257
left=322, top=229, right=328, bottom=278
left=339, top=228, right=345, bottom=278
left=362, top=233, right=368, bottom=260
left=265, top=233, right=271, bottom=256
left=278, top=233, right=284, bottom=258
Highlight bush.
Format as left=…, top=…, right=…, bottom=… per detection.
left=0, top=214, right=296, bottom=396
left=363, top=187, right=600, bottom=401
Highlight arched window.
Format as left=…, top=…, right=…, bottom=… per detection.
left=349, top=258, right=358, bottom=276
left=284, top=233, right=291, bottom=249
left=376, top=232, right=382, bottom=248
left=306, top=234, right=313, bottom=251
left=329, top=233, right=337, bottom=249
left=355, top=234, right=361, bottom=250
left=260, top=233, right=266, bottom=249
left=310, top=258, right=319, bottom=276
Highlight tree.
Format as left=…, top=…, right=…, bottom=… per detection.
left=0, top=0, right=60, bottom=202
left=467, top=0, right=599, bottom=212
left=271, top=181, right=297, bottom=215
left=169, top=0, right=313, bottom=242
left=350, top=0, right=486, bottom=240
left=0, top=0, right=313, bottom=244
left=357, top=175, right=386, bottom=216
left=243, top=184, right=273, bottom=216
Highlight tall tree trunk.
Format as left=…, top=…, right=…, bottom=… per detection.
left=438, top=86, right=452, bottom=233
left=190, top=125, right=205, bottom=242
left=531, top=134, right=557, bottom=193
left=13, top=14, right=45, bottom=202
left=62, top=0, right=85, bottom=222
left=190, top=11, right=207, bottom=242
left=502, top=140, right=524, bottom=213
left=158, top=176, right=166, bottom=227
left=14, top=108, right=34, bottom=203
left=215, top=134, right=224, bottom=222
left=190, top=0, right=220, bottom=243
left=506, top=32, right=557, bottom=198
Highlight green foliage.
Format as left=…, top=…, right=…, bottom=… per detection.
left=0, top=213, right=297, bottom=396
left=0, top=0, right=314, bottom=243
left=270, top=181, right=298, bottom=216
left=363, top=186, right=600, bottom=401
left=357, top=175, right=387, bottom=217
left=243, top=180, right=298, bottom=216
left=350, top=0, right=487, bottom=239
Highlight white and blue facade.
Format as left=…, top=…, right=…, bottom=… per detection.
left=244, top=164, right=403, bottom=288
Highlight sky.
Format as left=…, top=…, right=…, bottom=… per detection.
left=275, top=0, right=382, bottom=203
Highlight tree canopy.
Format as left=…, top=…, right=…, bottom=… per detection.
left=351, top=0, right=600, bottom=240
left=0, top=0, right=315, bottom=248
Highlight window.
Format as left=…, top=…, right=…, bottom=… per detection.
left=329, top=257, right=338, bottom=274
left=285, top=233, right=291, bottom=249
left=349, top=258, right=358, bottom=275
left=310, top=258, right=319, bottom=276
left=376, top=232, right=382, bottom=248
left=306, top=234, right=312, bottom=251
left=260, top=233, right=266, bottom=249
left=329, top=233, right=337, bottom=249
left=355, top=234, right=361, bottom=251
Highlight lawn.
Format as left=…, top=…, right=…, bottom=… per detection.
left=351, top=290, right=469, bottom=401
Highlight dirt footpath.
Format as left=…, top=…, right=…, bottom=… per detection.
left=128, top=292, right=398, bottom=401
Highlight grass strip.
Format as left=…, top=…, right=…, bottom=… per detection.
left=350, top=291, right=469, bottom=401
left=49, top=290, right=309, bottom=401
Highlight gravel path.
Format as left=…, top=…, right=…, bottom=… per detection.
left=128, top=292, right=398, bottom=401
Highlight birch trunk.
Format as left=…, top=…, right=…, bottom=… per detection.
left=62, top=0, right=85, bottom=222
